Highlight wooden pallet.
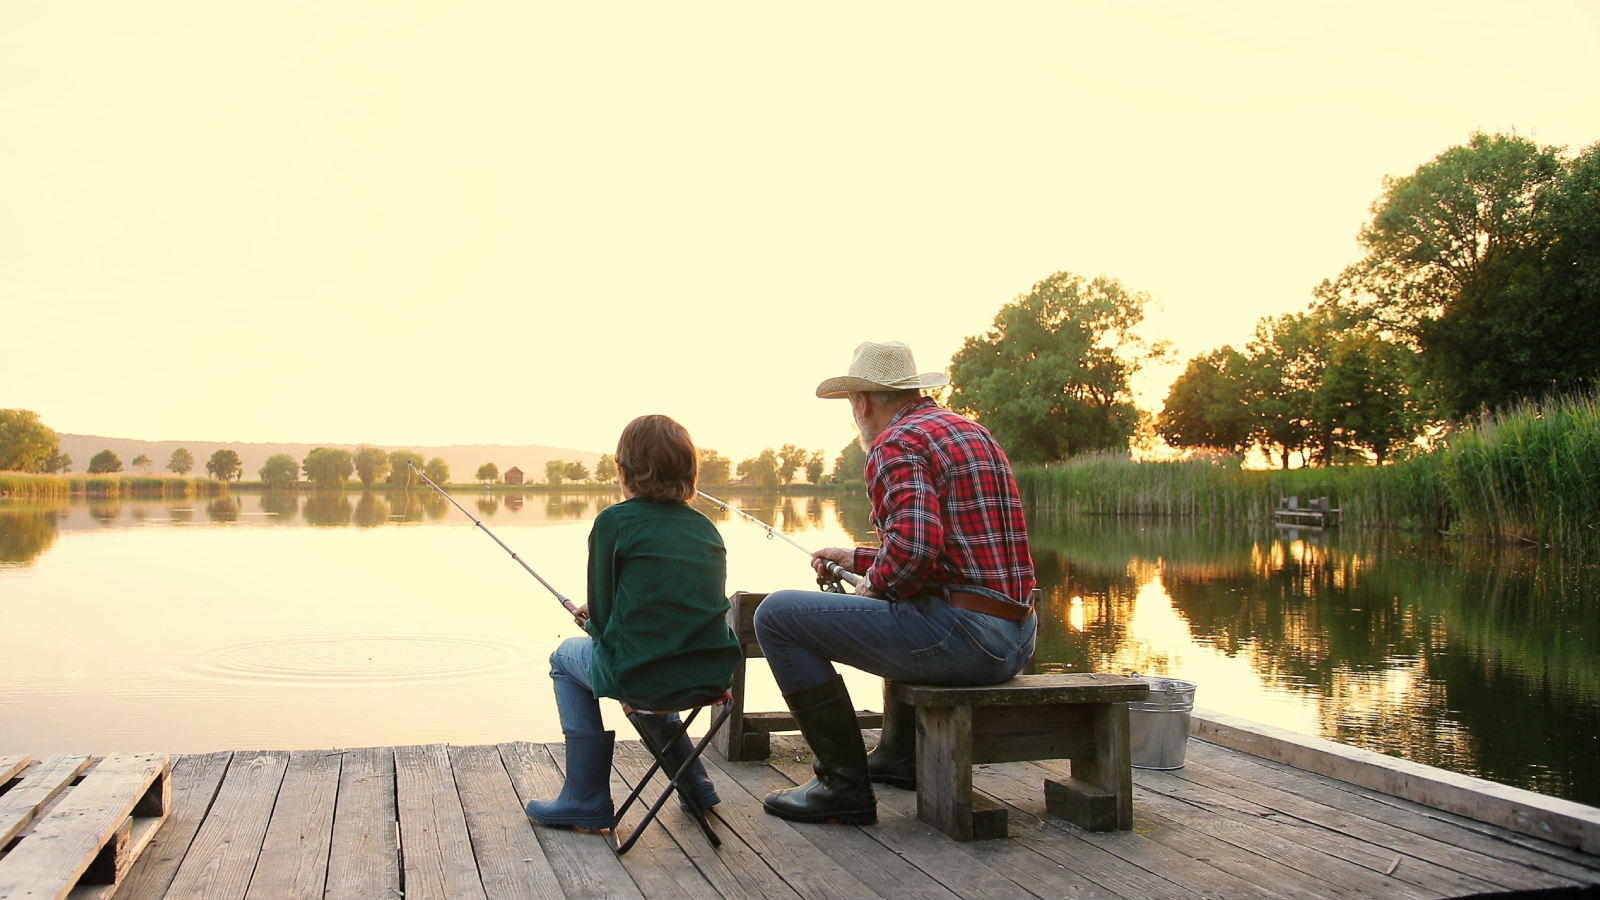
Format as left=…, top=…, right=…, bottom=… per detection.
left=0, top=752, right=171, bottom=900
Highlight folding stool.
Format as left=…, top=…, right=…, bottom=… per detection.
left=613, top=690, right=735, bottom=855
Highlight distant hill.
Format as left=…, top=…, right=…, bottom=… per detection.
left=57, top=435, right=602, bottom=485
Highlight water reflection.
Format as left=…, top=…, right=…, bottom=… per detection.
left=354, top=493, right=390, bottom=528
left=259, top=492, right=299, bottom=523
left=476, top=496, right=500, bottom=517
left=0, top=509, right=60, bottom=567
left=206, top=497, right=241, bottom=523
left=303, top=492, right=353, bottom=527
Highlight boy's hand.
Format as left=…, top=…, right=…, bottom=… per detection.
left=573, top=604, right=589, bottom=628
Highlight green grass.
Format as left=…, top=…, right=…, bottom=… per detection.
left=0, top=473, right=226, bottom=499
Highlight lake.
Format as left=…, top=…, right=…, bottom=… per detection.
left=3, top=491, right=1598, bottom=805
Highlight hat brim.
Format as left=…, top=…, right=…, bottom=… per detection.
left=815, top=372, right=951, bottom=399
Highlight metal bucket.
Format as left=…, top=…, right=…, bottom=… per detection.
left=1129, top=677, right=1197, bottom=770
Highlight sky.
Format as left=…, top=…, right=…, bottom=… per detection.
left=4, top=2, right=1598, bottom=464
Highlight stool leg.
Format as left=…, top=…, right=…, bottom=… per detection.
left=1070, top=702, right=1133, bottom=830
left=915, top=704, right=975, bottom=840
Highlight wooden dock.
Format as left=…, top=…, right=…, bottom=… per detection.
left=68, top=729, right=1600, bottom=900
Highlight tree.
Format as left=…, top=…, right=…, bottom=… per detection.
left=834, top=440, right=866, bottom=485
left=1158, top=348, right=1254, bottom=453
left=736, top=448, right=780, bottom=491
left=424, top=456, right=450, bottom=485
left=563, top=461, right=590, bottom=483
left=45, top=453, right=71, bottom=473
left=88, top=449, right=123, bottom=474
left=541, top=460, right=561, bottom=485
left=206, top=449, right=242, bottom=481
left=777, top=444, right=810, bottom=485
left=594, top=453, right=618, bottom=484
left=697, top=449, right=730, bottom=485
left=1331, top=132, right=1600, bottom=416
left=353, top=446, right=390, bottom=488
left=0, top=409, right=59, bottom=472
left=303, top=447, right=354, bottom=487
left=131, top=454, right=152, bottom=471
left=949, top=272, right=1170, bottom=462
left=478, top=462, right=501, bottom=485
left=167, top=448, right=195, bottom=475
left=387, top=450, right=425, bottom=487
left=1314, top=332, right=1424, bottom=464
left=805, top=450, right=825, bottom=485
left=259, top=454, right=300, bottom=489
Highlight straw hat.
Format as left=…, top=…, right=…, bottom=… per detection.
left=815, top=341, right=951, bottom=399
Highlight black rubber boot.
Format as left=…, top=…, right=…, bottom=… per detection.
left=867, top=682, right=917, bottom=790
left=762, top=675, right=876, bottom=824
left=631, top=714, right=721, bottom=811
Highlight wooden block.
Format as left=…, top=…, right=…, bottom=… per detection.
left=915, top=704, right=975, bottom=840
left=79, top=816, right=132, bottom=885
left=971, top=791, right=1009, bottom=840
left=969, top=704, right=1095, bottom=764
left=1067, top=701, right=1134, bottom=830
left=132, top=764, right=171, bottom=817
left=891, top=673, right=1149, bottom=708
left=727, top=591, right=766, bottom=643
left=0, top=755, right=29, bottom=788
left=739, top=710, right=885, bottom=734
left=1044, top=776, right=1118, bottom=831
left=737, top=732, right=771, bottom=760
left=0, top=755, right=91, bottom=845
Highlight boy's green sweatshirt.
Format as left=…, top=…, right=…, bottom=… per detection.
left=584, top=497, right=741, bottom=710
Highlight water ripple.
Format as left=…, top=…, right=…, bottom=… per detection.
left=194, top=635, right=524, bottom=684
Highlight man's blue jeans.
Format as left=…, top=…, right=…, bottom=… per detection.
left=752, top=587, right=1036, bottom=695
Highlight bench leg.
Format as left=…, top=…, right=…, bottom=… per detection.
left=914, top=705, right=1006, bottom=841
left=1061, top=701, right=1133, bottom=830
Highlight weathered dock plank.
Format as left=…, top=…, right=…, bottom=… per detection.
left=0, top=754, right=91, bottom=845
left=602, top=742, right=724, bottom=900
left=499, top=741, right=647, bottom=900
left=242, top=749, right=340, bottom=900
left=394, top=743, right=487, bottom=900
left=449, top=743, right=566, bottom=900
left=323, top=747, right=399, bottom=900
left=112, top=752, right=232, bottom=900
left=162, top=751, right=289, bottom=900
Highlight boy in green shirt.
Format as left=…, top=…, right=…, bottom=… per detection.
left=525, top=415, right=742, bottom=831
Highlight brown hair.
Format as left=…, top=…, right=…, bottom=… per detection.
left=615, top=414, right=698, bottom=502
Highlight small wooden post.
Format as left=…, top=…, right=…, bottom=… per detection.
left=916, top=704, right=975, bottom=841
left=1069, top=701, right=1134, bottom=829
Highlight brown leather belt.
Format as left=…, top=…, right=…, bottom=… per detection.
left=947, top=589, right=1035, bottom=622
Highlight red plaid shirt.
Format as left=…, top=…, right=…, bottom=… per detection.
left=851, top=398, right=1036, bottom=606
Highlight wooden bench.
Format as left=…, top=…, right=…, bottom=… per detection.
left=890, top=674, right=1149, bottom=840
left=713, top=591, right=882, bottom=761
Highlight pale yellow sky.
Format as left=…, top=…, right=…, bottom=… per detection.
left=4, top=2, right=1597, bottom=463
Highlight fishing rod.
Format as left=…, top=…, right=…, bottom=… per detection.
left=694, top=490, right=862, bottom=590
left=408, top=462, right=582, bottom=615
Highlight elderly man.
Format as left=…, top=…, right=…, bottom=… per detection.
left=753, top=340, right=1037, bottom=824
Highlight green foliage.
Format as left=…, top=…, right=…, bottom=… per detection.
left=205, top=449, right=242, bottom=481
left=0, top=410, right=59, bottom=472
left=423, top=456, right=450, bottom=485
left=736, top=448, right=780, bottom=491
left=1440, top=387, right=1600, bottom=549
left=696, top=449, right=730, bottom=485
left=563, top=460, right=589, bottom=483
left=0, top=509, right=58, bottom=566
left=777, top=444, right=810, bottom=485
left=167, top=447, right=195, bottom=475
left=353, top=446, right=390, bottom=487
left=259, top=454, right=300, bottom=489
left=595, top=453, right=618, bottom=484
left=131, top=454, right=151, bottom=471
left=949, top=272, right=1168, bottom=462
left=1157, top=348, right=1253, bottom=453
left=833, top=439, right=866, bottom=486
left=302, top=447, right=354, bottom=487
left=88, top=449, right=123, bottom=474
left=805, top=450, right=825, bottom=485
left=474, top=461, right=499, bottom=485
left=387, top=450, right=425, bottom=488
left=541, top=460, right=561, bottom=485
left=44, top=452, right=71, bottom=474
left=1333, top=132, right=1600, bottom=416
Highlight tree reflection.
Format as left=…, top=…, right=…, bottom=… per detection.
left=302, top=492, right=354, bottom=527
left=259, top=492, right=299, bottom=523
left=89, top=502, right=121, bottom=523
left=833, top=497, right=877, bottom=545
left=423, top=494, right=450, bottom=521
left=354, top=493, right=391, bottom=528
left=206, top=496, right=241, bottom=523
left=0, top=510, right=59, bottom=567
left=476, top=496, right=500, bottom=517
left=389, top=492, right=427, bottom=524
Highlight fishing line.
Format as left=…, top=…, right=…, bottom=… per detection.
left=408, top=462, right=582, bottom=615
left=694, top=490, right=862, bottom=590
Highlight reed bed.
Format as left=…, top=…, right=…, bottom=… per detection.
left=1441, top=389, right=1600, bottom=548
left=0, top=473, right=226, bottom=499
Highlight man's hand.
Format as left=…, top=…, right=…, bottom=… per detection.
left=572, top=604, right=589, bottom=628
left=811, top=548, right=855, bottom=578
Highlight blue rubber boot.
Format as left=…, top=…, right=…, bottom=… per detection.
left=525, top=731, right=616, bottom=831
left=633, top=715, right=721, bottom=811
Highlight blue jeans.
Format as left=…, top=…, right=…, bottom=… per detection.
left=549, top=636, right=694, bottom=734
left=751, top=586, right=1037, bottom=695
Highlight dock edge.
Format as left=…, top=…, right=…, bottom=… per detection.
left=1190, top=707, right=1600, bottom=855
